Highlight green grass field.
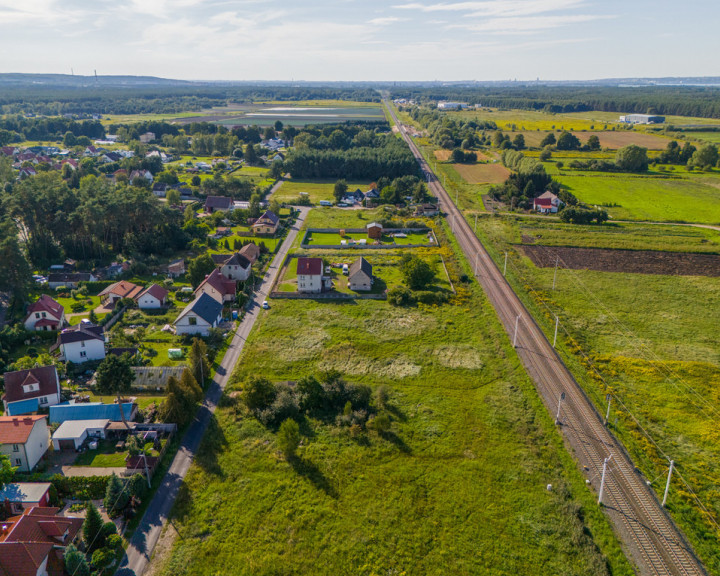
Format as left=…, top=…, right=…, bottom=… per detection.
left=272, top=179, right=372, bottom=204
left=156, top=209, right=632, bottom=576
left=473, top=215, right=720, bottom=574
left=553, top=172, right=720, bottom=224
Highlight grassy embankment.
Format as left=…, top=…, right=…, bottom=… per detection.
left=155, top=206, right=633, bottom=576
left=473, top=215, right=720, bottom=574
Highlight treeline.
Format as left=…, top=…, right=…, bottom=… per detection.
left=5, top=172, right=188, bottom=266
left=490, top=150, right=574, bottom=209
left=408, top=107, right=496, bottom=149
left=0, top=85, right=380, bottom=116
left=283, top=123, right=420, bottom=180
left=0, top=116, right=105, bottom=143
left=393, top=86, right=720, bottom=119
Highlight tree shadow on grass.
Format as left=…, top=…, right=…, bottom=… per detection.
left=379, top=430, right=411, bottom=454
left=385, top=403, right=407, bottom=423
left=195, top=414, right=227, bottom=477
left=289, top=456, right=338, bottom=499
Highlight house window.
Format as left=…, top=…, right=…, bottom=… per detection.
left=41, top=312, right=46, bottom=318
left=80, top=351, right=87, bottom=358
left=189, top=317, right=197, bottom=326
left=35, top=312, right=41, bottom=318
left=39, top=396, right=48, bottom=405
left=14, top=459, right=21, bottom=467
left=12, top=444, right=19, bottom=452
left=81, top=341, right=86, bottom=347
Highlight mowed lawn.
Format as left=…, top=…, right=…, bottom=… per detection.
left=158, top=246, right=632, bottom=575
left=556, top=173, right=720, bottom=224
left=273, top=179, right=372, bottom=204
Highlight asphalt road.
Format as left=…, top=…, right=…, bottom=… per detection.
left=116, top=207, right=309, bottom=576
left=385, top=100, right=707, bottom=576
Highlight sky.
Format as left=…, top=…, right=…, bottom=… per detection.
left=1, top=0, right=718, bottom=81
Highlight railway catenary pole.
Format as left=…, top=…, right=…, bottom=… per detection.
left=604, top=394, right=612, bottom=426
left=503, top=252, right=508, bottom=277
left=552, top=255, right=559, bottom=290
left=512, top=314, right=521, bottom=348
left=598, top=455, right=612, bottom=505
left=663, top=460, right=675, bottom=507
left=553, top=315, right=559, bottom=348
left=555, top=392, right=565, bottom=425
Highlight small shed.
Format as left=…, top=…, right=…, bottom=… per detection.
left=52, top=419, right=109, bottom=450
left=366, top=222, right=383, bottom=240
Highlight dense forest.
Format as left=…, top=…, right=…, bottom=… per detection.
left=0, top=84, right=381, bottom=116
left=393, top=86, right=720, bottom=119
left=282, top=122, right=420, bottom=180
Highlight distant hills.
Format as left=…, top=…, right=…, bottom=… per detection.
left=1, top=73, right=719, bottom=88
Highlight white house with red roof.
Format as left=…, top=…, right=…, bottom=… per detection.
left=195, top=268, right=237, bottom=303
left=533, top=191, right=563, bottom=214
left=211, top=252, right=252, bottom=281
left=0, top=416, right=49, bottom=472
left=2, top=366, right=61, bottom=416
left=297, top=257, right=328, bottom=294
left=135, top=283, right=169, bottom=309
left=23, top=295, right=64, bottom=332
left=99, top=280, right=143, bottom=307
left=0, top=507, right=83, bottom=576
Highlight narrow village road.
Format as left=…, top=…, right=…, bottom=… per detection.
left=116, top=207, right=309, bottom=576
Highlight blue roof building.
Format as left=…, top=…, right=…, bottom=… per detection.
left=49, top=401, right=137, bottom=424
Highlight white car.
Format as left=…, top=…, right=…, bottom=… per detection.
left=262, top=301, right=270, bottom=309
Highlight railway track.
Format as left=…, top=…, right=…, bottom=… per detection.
left=384, top=101, right=707, bottom=576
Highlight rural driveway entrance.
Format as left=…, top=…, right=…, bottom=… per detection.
left=116, top=206, right=309, bottom=576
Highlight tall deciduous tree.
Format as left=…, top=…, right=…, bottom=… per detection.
left=187, top=253, right=216, bottom=288
left=95, top=354, right=135, bottom=428
left=615, top=145, right=649, bottom=172
left=333, top=179, right=348, bottom=202
left=277, top=418, right=300, bottom=460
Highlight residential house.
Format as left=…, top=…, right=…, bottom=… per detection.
left=49, top=401, right=136, bottom=424
left=0, top=507, right=83, bottom=576
left=0, top=483, right=52, bottom=515
left=533, top=191, right=563, bottom=214
left=0, top=416, right=49, bottom=472
left=136, top=284, right=169, bottom=309
left=365, top=187, right=380, bottom=199
left=366, top=222, right=383, bottom=240
left=204, top=195, right=233, bottom=213
left=53, top=323, right=105, bottom=364
left=414, top=203, right=439, bottom=217
left=52, top=419, right=109, bottom=450
left=348, top=257, right=373, bottom=291
left=2, top=366, right=62, bottom=416
left=47, top=272, right=95, bottom=289
left=174, top=293, right=224, bottom=336
left=239, top=242, right=261, bottom=265
left=102, top=261, right=131, bottom=278
left=23, top=295, right=64, bottom=332
left=139, top=131, right=156, bottom=143
left=195, top=269, right=237, bottom=303
left=152, top=182, right=168, bottom=198
left=297, top=257, right=326, bottom=294
left=251, top=210, right=280, bottom=235
left=129, top=169, right=154, bottom=183
left=167, top=258, right=186, bottom=278
left=343, top=189, right=365, bottom=204
left=99, top=280, right=143, bottom=307
left=211, top=253, right=252, bottom=281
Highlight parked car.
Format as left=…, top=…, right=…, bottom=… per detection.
left=262, top=301, right=270, bottom=309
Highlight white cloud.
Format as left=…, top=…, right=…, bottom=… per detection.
left=367, top=16, right=408, bottom=25
left=450, top=14, right=613, bottom=33
left=393, top=0, right=586, bottom=16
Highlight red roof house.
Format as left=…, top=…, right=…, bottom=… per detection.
left=24, top=295, right=64, bottom=332
left=194, top=269, right=236, bottom=304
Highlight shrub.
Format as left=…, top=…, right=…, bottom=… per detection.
left=387, top=286, right=415, bottom=306
left=276, top=418, right=300, bottom=460
left=414, top=290, right=449, bottom=305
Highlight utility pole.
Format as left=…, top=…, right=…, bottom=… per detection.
left=474, top=213, right=478, bottom=233
left=553, top=315, right=559, bottom=348
left=513, top=314, right=521, bottom=348
left=555, top=392, right=565, bottom=425
left=142, top=450, right=151, bottom=488
left=552, top=255, right=559, bottom=290
left=474, top=252, right=479, bottom=275
left=662, top=460, right=675, bottom=507
left=503, top=252, right=508, bottom=277
left=455, top=190, right=458, bottom=206
left=598, top=455, right=612, bottom=505
left=604, top=394, right=612, bottom=426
